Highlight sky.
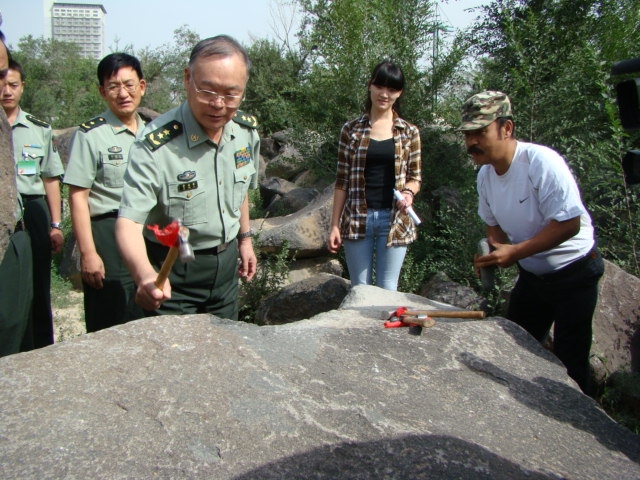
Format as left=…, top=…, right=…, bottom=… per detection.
left=0, top=0, right=484, bottom=51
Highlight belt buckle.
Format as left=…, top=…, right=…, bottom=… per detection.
left=216, top=241, right=229, bottom=254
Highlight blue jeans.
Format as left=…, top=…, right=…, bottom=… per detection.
left=343, top=209, right=408, bottom=291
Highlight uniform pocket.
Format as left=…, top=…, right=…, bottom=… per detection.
left=167, top=181, right=208, bottom=226
left=18, top=147, right=43, bottom=176
left=99, top=153, right=128, bottom=188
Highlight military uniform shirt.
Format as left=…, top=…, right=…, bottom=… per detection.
left=119, top=102, right=260, bottom=250
left=64, top=110, right=146, bottom=217
left=11, top=109, right=64, bottom=196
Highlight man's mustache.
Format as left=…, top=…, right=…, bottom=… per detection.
left=467, top=145, right=484, bottom=155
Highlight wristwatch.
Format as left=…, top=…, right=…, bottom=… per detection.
left=237, top=229, right=254, bottom=239
left=50, top=222, right=61, bottom=230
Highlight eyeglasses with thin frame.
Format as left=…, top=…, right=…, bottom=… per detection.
left=190, top=77, right=244, bottom=108
left=104, top=81, right=140, bottom=95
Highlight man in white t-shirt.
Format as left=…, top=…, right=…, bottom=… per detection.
left=459, top=90, right=604, bottom=395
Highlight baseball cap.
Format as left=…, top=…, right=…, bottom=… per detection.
left=459, top=90, right=512, bottom=131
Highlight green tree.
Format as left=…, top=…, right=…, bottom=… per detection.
left=243, top=39, right=306, bottom=135
left=11, top=36, right=102, bottom=127
left=466, top=0, right=640, bottom=274
left=136, top=26, right=200, bottom=114
left=294, top=0, right=437, bottom=132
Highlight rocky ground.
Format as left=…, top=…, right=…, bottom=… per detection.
left=52, top=289, right=85, bottom=342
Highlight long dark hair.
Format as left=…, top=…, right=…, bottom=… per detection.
left=364, top=60, right=405, bottom=116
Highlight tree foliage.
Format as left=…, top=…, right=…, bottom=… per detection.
left=294, top=0, right=437, bottom=132
left=467, top=0, right=640, bottom=274
left=11, top=36, right=102, bottom=127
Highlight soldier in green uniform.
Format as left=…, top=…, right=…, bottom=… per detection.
left=64, top=53, right=147, bottom=332
left=2, top=59, right=63, bottom=349
left=116, top=35, right=259, bottom=319
left=0, top=30, right=34, bottom=356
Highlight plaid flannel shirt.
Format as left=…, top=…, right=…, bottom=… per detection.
left=335, top=113, right=422, bottom=246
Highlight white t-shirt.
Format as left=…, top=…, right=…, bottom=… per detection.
left=477, top=141, right=595, bottom=275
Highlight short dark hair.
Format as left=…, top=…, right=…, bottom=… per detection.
left=188, top=35, right=251, bottom=74
left=365, top=60, right=405, bottom=115
left=8, top=58, right=24, bottom=81
left=97, top=53, right=144, bottom=85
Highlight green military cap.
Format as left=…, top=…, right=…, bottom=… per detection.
left=459, top=90, right=513, bottom=131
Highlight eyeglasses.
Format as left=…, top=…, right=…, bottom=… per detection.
left=190, top=78, right=244, bottom=108
left=105, top=81, right=140, bottom=95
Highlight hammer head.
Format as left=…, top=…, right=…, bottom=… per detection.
left=178, top=225, right=195, bottom=263
left=380, top=306, right=407, bottom=320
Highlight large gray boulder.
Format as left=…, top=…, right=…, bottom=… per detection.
left=255, top=272, right=350, bottom=325
left=592, top=260, right=640, bottom=379
left=252, top=184, right=333, bottom=258
left=1, top=286, right=638, bottom=479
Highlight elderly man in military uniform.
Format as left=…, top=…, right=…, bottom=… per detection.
left=116, top=35, right=259, bottom=319
left=2, top=58, right=63, bottom=349
left=64, top=53, right=147, bottom=333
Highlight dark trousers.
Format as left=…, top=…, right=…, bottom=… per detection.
left=83, top=215, right=144, bottom=333
left=508, top=248, right=605, bottom=395
left=0, top=231, right=33, bottom=356
left=145, top=238, right=239, bottom=320
left=22, top=196, right=54, bottom=348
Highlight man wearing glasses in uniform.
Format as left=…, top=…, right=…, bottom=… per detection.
left=64, top=53, right=146, bottom=332
left=116, top=35, right=259, bottom=320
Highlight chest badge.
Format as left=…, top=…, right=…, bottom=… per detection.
left=234, top=146, right=252, bottom=168
left=108, top=146, right=122, bottom=154
left=177, top=170, right=196, bottom=182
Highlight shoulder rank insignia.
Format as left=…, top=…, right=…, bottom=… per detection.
left=144, top=120, right=183, bottom=152
left=79, top=116, right=107, bottom=132
left=233, top=110, right=258, bottom=129
left=26, top=115, right=51, bottom=129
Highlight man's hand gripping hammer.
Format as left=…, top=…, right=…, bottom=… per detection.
left=147, top=220, right=195, bottom=289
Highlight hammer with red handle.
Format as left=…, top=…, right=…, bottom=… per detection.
left=147, top=220, right=195, bottom=289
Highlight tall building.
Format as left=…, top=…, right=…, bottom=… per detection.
left=48, top=2, right=107, bottom=60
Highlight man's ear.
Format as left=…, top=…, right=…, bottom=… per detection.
left=502, top=119, right=514, bottom=139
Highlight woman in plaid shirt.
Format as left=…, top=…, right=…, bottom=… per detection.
left=327, top=61, right=421, bottom=291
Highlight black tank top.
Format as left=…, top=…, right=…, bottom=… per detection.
left=365, top=138, right=395, bottom=209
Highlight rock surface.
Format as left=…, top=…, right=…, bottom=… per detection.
left=1, top=286, right=638, bottom=479
left=592, top=260, right=640, bottom=378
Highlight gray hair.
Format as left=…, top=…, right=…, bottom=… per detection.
left=188, top=35, right=251, bottom=74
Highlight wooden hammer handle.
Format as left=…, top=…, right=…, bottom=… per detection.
left=407, top=310, right=485, bottom=319
left=154, top=246, right=179, bottom=289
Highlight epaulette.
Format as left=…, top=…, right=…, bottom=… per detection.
left=233, top=110, right=258, bottom=129
left=79, top=116, right=107, bottom=132
left=144, top=120, right=183, bottom=151
left=26, top=115, right=51, bottom=129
